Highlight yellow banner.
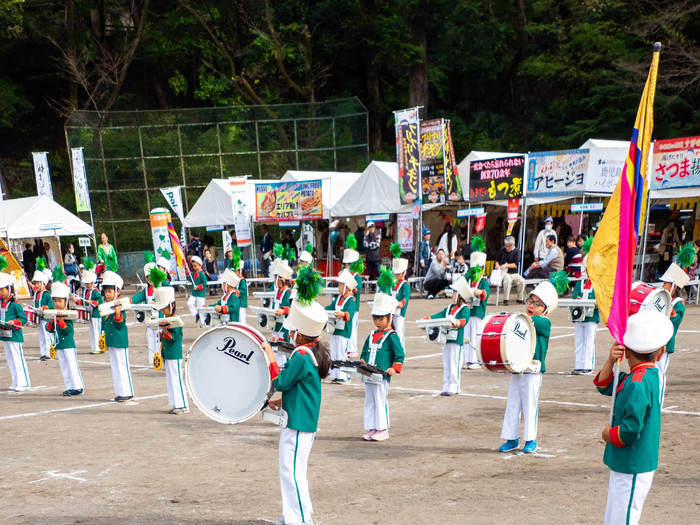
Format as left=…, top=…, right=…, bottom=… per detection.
left=0, top=239, right=31, bottom=299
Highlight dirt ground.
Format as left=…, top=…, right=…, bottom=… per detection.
left=1, top=287, right=698, bottom=524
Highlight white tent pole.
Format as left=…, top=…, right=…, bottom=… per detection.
left=519, top=197, right=527, bottom=272
left=639, top=192, right=653, bottom=281
left=578, top=194, right=586, bottom=235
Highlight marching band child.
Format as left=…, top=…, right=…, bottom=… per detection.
left=571, top=253, right=599, bottom=375
left=298, top=243, right=314, bottom=268
left=232, top=247, right=248, bottom=325
left=0, top=270, right=30, bottom=392
left=32, top=261, right=54, bottom=361
left=131, top=254, right=160, bottom=367
left=154, top=286, right=189, bottom=414
left=272, top=259, right=294, bottom=364
left=499, top=281, right=556, bottom=454
left=594, top=310, right=673, bottom=525
left=187, top=255, right=208, bottom=327
left=426, top=276, right=471, bottom=396
left=325, top=269, right=357, bottom=384
left=261, top=265, right=330, bottom=525
left=77, top=259, right=103, bottom=355
left=360, top=292, right=405, bottom=442
left=465, top=239, right=490, bottom=369
left=101, top=271, right=134, bottom=402
left=47, top=281, right=84, bottom=396
left=213, top=269, right=241, bottom=323
left=390, top=242, right=410, bottom=349
left=342, top=235, right=364, bottom=358
left=156, top=254, right=173, bottom=285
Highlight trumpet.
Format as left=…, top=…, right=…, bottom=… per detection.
left=98, top=298, right=132, bottom=317
left=43, top=309, right=80, bottom=320
left=146, top=316, right=184, bottom=330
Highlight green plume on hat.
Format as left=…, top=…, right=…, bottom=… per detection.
left=149, top=267, right=168, bottom=289
left=345, top=232, right=357, bottom=250
left=377, top=265, right=396, bottom=294
left=0, top=255, right=7, bottom=273
left=83, top=257, right=95, bottom=271
left=350, top=258, right=365, bottom=275
left=52, top=265, right=67, bottom=283
left=581, top=236, right=594, bottom=255
left=273, top=243, right=284, bottom=259
left=144, top=250, right=155, bottom=263
left=36, top=257, right=47, bottom=271
left=675, top=242, right=697, bottom=269
left=304, top=243, right=313, bottom=254
left=230, top=246, right=242, bottom=270
left=283, top=245, right=295, bottom=264
left=549, top=270, right=570, bottom=294
left=471, top=235, right=486, bottom=253
left=466, top=265, right=482, bottom=283
left=295, top=265, right=324, bottom=305
left=390, top=242, right=402, bottom=258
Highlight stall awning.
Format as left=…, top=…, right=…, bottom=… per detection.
left=0, top=196, right=93, bottom=238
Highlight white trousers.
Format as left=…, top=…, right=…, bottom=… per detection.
left=501, top=373, right=542, bottom=442
left=442, top=343, right=463, bottom=394
left=279, top=428, right=315, bottom=525
left=88, top=316, right=102, bottom=353
left=57, top=348, right=84, bottom=390
left=465, top=317, right=482, bottom=365
left=329, top=335, right=349, bottom=381
left=574, top=322, right=597, bottom=370
left=604, top=470, right=654, bottom=525
left=655, top=352, right=670, bottom=406
left=364, top=379, right=390, bottom=431
left=3, top=341, right=30, bottom=389
left=165, top=358, right=188, bottom=409
left=187, top=295, right=206, bottom=325
left=502, top=272, right=526, bottom=301
left=108, top=347, right=134, bottom=397
left=38, top=320, right=52, bottom=358
left=239, top=307, right=247, bottom=326
left=392, top=314, right=405, bottom=349
left=146, top=326, right=160, bottom=368
left=347, top=312, right=360, bottom=356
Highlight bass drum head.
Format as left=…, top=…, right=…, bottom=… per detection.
left=185, top=324, right=270, bottom=425
left=501, top=313, right=536, bottom=373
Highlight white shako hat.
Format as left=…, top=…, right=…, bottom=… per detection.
left=144, top=262, right=156, bottom=279
left=284, top=300, right=326, bottom=338
left=32, top=270, right=49, bottom=284
left=470, top=251, right=487, bottom=268
left=43, top=268, right=53, bottom=282
left=82, top=270, right=97, bottom=284
left=222, top=268, right=241, bottom=288
left=371, top=292, right=399, bottom=316
left=342, top=249, right=359, bottom=264
left=392, top=257, right=408, bottom=274
left=450, top=276, right=474, bottom=302
left=190, top=255, right=203, bottom=266
left=0, top=273, right=14, bottom=288
left=157, top=256, right=170, bottom=270
left=275, top=259, right=294, bottom=280
left=299, top=250, right=313, bottom=264
left=623, top=310, right=674, bottom=353
left=270, top=258, right=279, bottom=276
left=238, top=259, right=245, bottom=271
left=102, top=271, right=124, bottom=290
left=530, top=281, right=558, bottom=314
left=154, top=286, right=176, bottom=310
left=336, top=269, right=358, bottom=290
left=659, top=262, right=690, bottom=289
left=50, top=282, right=70, bottom=299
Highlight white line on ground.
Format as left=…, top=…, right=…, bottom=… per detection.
left=28, top=469, right=88, bottom=484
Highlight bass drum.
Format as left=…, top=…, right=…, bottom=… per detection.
left=185, top=323, right=272, bottom=425
left=476, top=313, right=536, bottom=373
left=629, top=282, right=671, bottom=317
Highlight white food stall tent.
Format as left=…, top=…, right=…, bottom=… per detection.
left=280, top=170, right=361, bottom=219
left=0, top=195, right=94, bottom=239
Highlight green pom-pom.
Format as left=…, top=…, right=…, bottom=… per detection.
left=471, top=236, right=486, bottom=253
left=36, top=257, right=47, bottom=271
left=466, top=266, right=482, bottom=283
left=304, top=243, right=313, bottom=254
left=581, top=236, right=593, bottom=255
left=144, top=250, right=155, bottom=263
left=0, top=255, right=7, bottom=272
left=273, top=243, right=284, bottom=259
left=345, top=233, right=357, bottom=250
left=284, top=245, right=295, bottom=264
left=377, top=265, right=396, bottom=294
left=295, top=265, right=324, bottom=305
left=675, top=242, right=698, bottom=269
left=230, top=246, right=242, bottom=270
left=149, top=267, right=168, bottom=289
left=549, top=270, right=570, bottom=294
left=350, top=259, right=365, bottom=275
left=52, top=265, right=67, bottom=283
left=390, top=242, right=402, bottom=258
left=83, top=257, right=95, bottom=271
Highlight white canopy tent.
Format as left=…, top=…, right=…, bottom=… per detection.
left=0, top=195, right=93, bottom=238
left=280, top=170, right=361, bottom=219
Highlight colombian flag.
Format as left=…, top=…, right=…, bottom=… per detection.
left=167, top=221, right=187, bottom=271
left=587, top=44, right=661, bottom=343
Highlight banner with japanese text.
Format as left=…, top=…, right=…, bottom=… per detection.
left=70, top=148, right=91, bottom=212
left=468, top=156, right=525, bottom=202
left=396, top=212, right=414, bottom=252
left=255, top=180, right=323, bottom=222
left=229, top=177, right=251, bottom=247
left=150, top=208, right=176, bottom=278
left=420, top=118, right=446, bottom=204
left=651, top=135, right=700, bottom=190
left=32, top=152, right=53, bottom=199
left=527, top=149, right=588, bottom=196
left=394, top=108, right=421, bottom=204
left=585, top=147, right=626, bottom=193
left=443, top=120, right=462, bottom=201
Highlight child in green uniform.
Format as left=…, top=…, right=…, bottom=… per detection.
left=499, top=281, right=556, bottom=454
left=233, top=251, right=248, bottom=325
left=571, top=254, right=600, bottom=374
left=341, top=244, right=364, bottom=358
left=154, top=286, right=189, bottom=414
left=390, top=244, right=410, bottom=349
left=0, top=271, right=30, bottom=391
left=101, top=271, right=134, bottom=402
left=47, top=282, right=84, bottom=396
left=594, top=310, right=673, bottom=525
left=132, top=258, right=160, bottom=367
left=187, top=255, right=208, bottom=327
left=32, top=267, right=54, bottom=361
left=325, top=269, right=357, bottom=383
left=360, top=292, right=405, bottom=442
left=427, top=276, right=471, bottom=396
left=271, top=259, right=294, bottom=353
left=465, top=246, right=490, bottom=369
left=76, top=261, right=103, bottom=354
left=212, top=269, right=241, bottom=323
left=261, top=265, right=331, bottom=525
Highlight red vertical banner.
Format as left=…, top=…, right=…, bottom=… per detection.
left=507, top=199, right=519, bottom=222
left=443, top=120, right=463, bottom=201
left=395, top=108, right=421, bottom=204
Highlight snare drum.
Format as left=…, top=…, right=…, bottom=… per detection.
left=476, top=313, right=536, bottom=373
left=185, top=324, right=273, bottom=424
left=75, top=305, right=91, bottom=324
left=629, top=282, right=671, bottom=316
left=24, top=306, right=39, bottom=327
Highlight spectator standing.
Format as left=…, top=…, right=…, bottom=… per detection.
left=22, top=243, right=36, bottom=279
left=44, top=242, right=58, bottom=269
left=657, top=221, right=680, bottom=275
left=97, top=233, right=119, bottom=272
left=487, top=217, right=504, bottom=260
left=282, top=230, right=298, bottom=265
left=424, top=249, right=451, bottom=299
left=418, top=228, right=432, bottom=277
left=526, top=235, right=564, bottom=279
left=188, top=232, right=203, bottom=261
left=437, top=223, right=458, bottom=261
left=203, top=249, right=219, bottom=296
left=363, top=221, right=381, bottom=281
left=533, top=217, right=557, bottom=262
left=259, top=224, right=274, bottom=277
left=495, top=236, right=525, bottom=305
left=64, top=244, right=79, bottom=277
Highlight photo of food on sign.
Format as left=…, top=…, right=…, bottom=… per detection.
left=255, top=181, right=324, bottom=221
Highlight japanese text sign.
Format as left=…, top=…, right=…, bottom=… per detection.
left=469, top=156, right=525, bottom=202
left=651, top=136, right=700, bottom=190
left=527, top=149, right=588, bottom=197
left=395, top=108, right=421, bottom=204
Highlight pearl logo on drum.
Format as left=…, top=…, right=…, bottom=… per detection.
left=511, top=321, right=528, bottom=341
left=217, top=337, right=255, bottom=365
left=653, top=297, right=664, bottom=312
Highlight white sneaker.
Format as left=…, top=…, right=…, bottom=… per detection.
left=8, top=386, right=15, bottom=391
left=14, top=386, right=30, bottom=392
left=172, top=407, right=190, bottom=414
left=272, top=517, right=285, bottom=525
left=468, top=363, right=481, bottom=370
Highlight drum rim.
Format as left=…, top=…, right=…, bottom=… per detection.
left=477, top=312, right=535, bottom=373
left=184, top=323, right=271, bottom=425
